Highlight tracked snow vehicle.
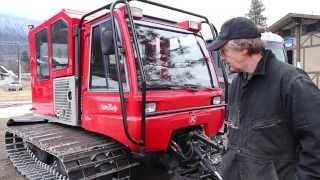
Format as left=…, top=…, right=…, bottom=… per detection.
left=5, top=0, right=228, bottom=179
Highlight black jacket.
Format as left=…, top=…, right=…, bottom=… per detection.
left=221, top=50, right=320, bottom=180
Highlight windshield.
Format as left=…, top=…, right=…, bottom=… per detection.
left=135, top=24, right=213, bottom=90
left=265, top=42, right=287, bottom=63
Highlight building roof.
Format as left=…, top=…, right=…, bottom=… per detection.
left=269, top=13, right=320, bottom=32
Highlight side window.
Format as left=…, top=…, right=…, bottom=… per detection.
left=89, top=20, right=128, bottom=90
left=36, top=29, right=49, bottom=80
left=51, top=19, right=68, bottom=70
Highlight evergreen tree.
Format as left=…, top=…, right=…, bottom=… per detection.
left=246, top=0, right=267, bottom=27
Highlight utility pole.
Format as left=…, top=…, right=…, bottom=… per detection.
left=295, top=18, right=302, bottom=69
left=17, top=43, right=22, bottom=83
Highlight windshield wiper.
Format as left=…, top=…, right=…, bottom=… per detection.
left=178, top=84, right=201, bottom=91
left=146, top=83, right=202, bottom=92
left=146, top=84, right=177, bottom=90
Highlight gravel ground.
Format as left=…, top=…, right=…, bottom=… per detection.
left=0, top=87, right=31, bottom=179
left=0, top=118, right=25, bottom=180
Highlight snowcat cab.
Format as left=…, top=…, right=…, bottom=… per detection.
left=5, top=0, right=227, bottom=179
left=261, top=31, right=288, bottom=63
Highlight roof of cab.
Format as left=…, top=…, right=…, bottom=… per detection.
left=61, top=9, right=108, bottom=21
left=261, top=32, right=284, bottom=43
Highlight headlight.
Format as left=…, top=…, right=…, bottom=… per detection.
left=212, top=96, right=221, bottom=105
left=145, top=103, right=156, bottom=113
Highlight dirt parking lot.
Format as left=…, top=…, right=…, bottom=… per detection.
left=0, top=118, right=24, bottom=180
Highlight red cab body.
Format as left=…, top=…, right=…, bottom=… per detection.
left=29, top=7, right=225, bottom=152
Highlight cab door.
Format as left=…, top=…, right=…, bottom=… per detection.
left=31, top=28, right=54, bottom=116
left=81, top=18, right=132, bottom=140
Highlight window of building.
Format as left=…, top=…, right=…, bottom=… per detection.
left=306, top=23, right=318, bottom=33
left=282, top=29, right=293, bottom=37
left=36, top=29, right=49, bottom=80
left=51, top=19, right=68, bottom=70
left=89, top=20, right=128, bottom=91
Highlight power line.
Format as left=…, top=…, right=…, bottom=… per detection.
left=0, top=41, right=28, bottom=46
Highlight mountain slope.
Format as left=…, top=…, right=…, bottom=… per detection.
left=0, top=14, right=39, bottom=73
left=0, top=14, right=39, bottom=42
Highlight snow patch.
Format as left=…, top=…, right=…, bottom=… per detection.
left=0, top=104, right=31, bottom=118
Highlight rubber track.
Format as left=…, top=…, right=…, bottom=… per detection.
left=5, top=117, right=139, bottom=180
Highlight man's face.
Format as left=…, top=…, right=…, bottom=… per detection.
left=220, top=44, right=248, bottom=73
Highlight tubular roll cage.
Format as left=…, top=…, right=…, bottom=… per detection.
left=76, top=0, right=229, bottom=146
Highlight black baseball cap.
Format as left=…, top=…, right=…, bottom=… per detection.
left=208, top=17, right=261, bottom=51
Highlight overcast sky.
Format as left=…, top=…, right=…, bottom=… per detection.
left=1, top=0, right=320, bottom=28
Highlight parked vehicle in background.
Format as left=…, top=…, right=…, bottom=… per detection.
left=7, top=81, right=23, bottom=91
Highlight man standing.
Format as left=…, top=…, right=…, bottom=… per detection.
left=209, top=17, right=320, bottom=180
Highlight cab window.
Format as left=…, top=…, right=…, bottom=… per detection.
left=51, top=19, right=68, bottom=70
left=36, top=29, right=49, bottom=80
left=89, top=20, right=128, bottom=91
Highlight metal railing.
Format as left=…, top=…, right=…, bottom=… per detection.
left=308, top=71, right=320, bottom=88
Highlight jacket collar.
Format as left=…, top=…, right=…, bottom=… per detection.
left=239, top=50, right=272, bottom=81
left=252, top=50, right=272, bottom=76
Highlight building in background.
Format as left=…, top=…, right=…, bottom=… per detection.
left=269, top=13, right=320, bottom=87
left=0, top=65, right=16, bottom=86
